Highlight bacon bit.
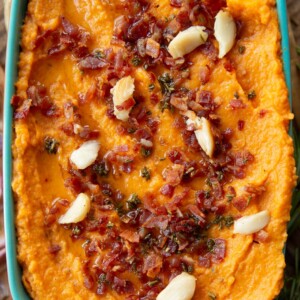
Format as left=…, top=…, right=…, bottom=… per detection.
left=146, top=38, right=160, bottom=58
left=112, top=276, right=133, bottom=294
left=253, top=230, right=269, bottom=243
left=143, top=215, right=169, bottom=230
left=116, top=98, right=135, bottom=111
left=14, top=99, right=32, bottom=119
left=170, top=0, right=182, bottom=7
left=48, top=244, right=61, bottom=254
left=210, top=238, right=226, bottom=263
left=79, top=81, right=97, bottom=105
left=234, top=151, right=254, bottom=167
left=259, top=109, right=268, bottom=118
left=223, top=60, right=235, bottom=72
left=232, top=196, right=248, bottom=212
left=199, top=65, right=211, bottom=85
left=229, top=99, right=246, bottom=109
left=162, top=164, right=185, bottom=186
left=143, top=253, right=163, bottom=278
left=64, top=177, right=86, bottom=195
left=150, top=93, right=159, bottom=104
left=60, top=122, right=74, bottom=136
left=165, top=188, right=190, bottom=212
left=113, top=15, right=129, bottom=40
left=237, top=120, right=245, bottom=131
left=126, top=16, right=150, bottom=42
left=78, top=126, right=100, bottom=140
left=170, top=93, right=188, bottom=111
left=120, top=229, right=140, bottom=243
left=187, top=205, right=206, bottom=226
left=78, top=56, right=108, bottom=70
left=114, top=145, right=129, bottom=153
left=160, top=184, right=175, bottom=197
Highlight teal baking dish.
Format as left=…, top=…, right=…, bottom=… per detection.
left=3, top=1, right=293, bottom=299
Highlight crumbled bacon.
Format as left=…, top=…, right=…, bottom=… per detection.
left=145, top=38, right=160, bottom=58
left=253, top=230, right=269, bottom=243
left=199, top=65, right=211, bottom=85
left=143, top=253, right=163, bottom=278
left=160, top=184, right=175, bottom=197
left=48, top=244, right=61, bottom=254
left=162, top=164, right=185, bottom=186
left=78, top=56, right=108, bottom=70
left=232, top=196, right=248, bottom=212
left=229, top=99, right=246, bottom=110
left=238, top=120, right=245, bottom=131
left=170, top=0, right=182, bottom=7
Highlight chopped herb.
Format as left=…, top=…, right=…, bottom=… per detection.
left=132, top=56, right=142, bottom=66
left=216, top=171, right=224, bottom=181
left=159, top=157, right=166, bottom=161
left=93, top=162, right=109, bottom=177
left=147, top=279, right=159, bottom=287
left=94, top=50, right=105, bottom=59
left=226, top=194, right=234, bottom=202
left=211, top=215, right=234, bottom=229
left=140, top=166, right=151, bottom=180
left=127, top=127, right=136, bottom=134
left=204, top=190, right=211, bottom=199
left=44, top=136, right=59, bottom=154
left=82, top=239, right=90, bottom=248
left=208, top=291, right=217, bottom=300
left=98, top=273, right=107, bottom=284
left=72, top=225, right=81, bottom=236
left=234, top=91, right=239, bottom=99
left=148, top=83, right=155, bottom=91
left=127, top=193, right=141, bottom=210
left=141, top=146, right=152, bottom=158
left=158, top=73, right=175, bottom=95
left=207, top=239, right=216, bottom=252
left=247, top=90, right=256, bottom=100
left=159, top=98, right=171, bottom=112
left=106, top=221, right=114, bottom=228
left=115, top=202, right=125, bottom=216
left=238, top=45, right=246, bottom=54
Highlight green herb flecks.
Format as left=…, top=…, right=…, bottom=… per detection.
left=140, top=166, right=151, bottom=181
left=132, top=56, right=142, bottom=67
left=207, top=239, right=216, bottom=252
left=158, top=73, right=175, bottom=95
left=141, top=146, right=152, bottom=158
left=211, top=215, right=234, bottom=230
left=44, top=136, right=59, bottom=154
left=208, top=291, right=217, bottom=300
left=127, top=193, right=141, bottom=210
left=247, top=90, right=256, bottom=100
left=93, top=162, right=109, bottom=177
left=148, top=83, right=155, bottom=91
left=238, top=45, right=246, bottom=54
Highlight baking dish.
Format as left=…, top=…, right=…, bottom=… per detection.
left=3, top=0, right=293, bottom=298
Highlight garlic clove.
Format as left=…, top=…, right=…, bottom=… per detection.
left=157, top=272, right=196, bottom=300
left=111, top=76, right=135, bottom=121
left=58, top=193, right=91, bottom=224
left=214, top=10, right=237, bottom=58
left=188, top=117, right=214, bottom=158
left=70, top=140, right=100, bottom=169
left=233, top=210, right=270, bottom=235
left=168, top=26, right=208, bottom=59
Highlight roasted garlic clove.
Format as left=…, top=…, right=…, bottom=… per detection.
left=70, top=140, right=100, bottom=169
left=233, top=210, right=270, bottom=235
left=168, top=26, right=208, bottom=59
left=111, top=76, right=135, bottom=121
left=157, top=272, right=196, bottom=300
left=214, top=10, right=237, bottom=58
left=58, top=193, right=91, bottom=224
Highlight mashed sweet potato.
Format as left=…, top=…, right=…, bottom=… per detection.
left=11, top=0, right=296, bottom=299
